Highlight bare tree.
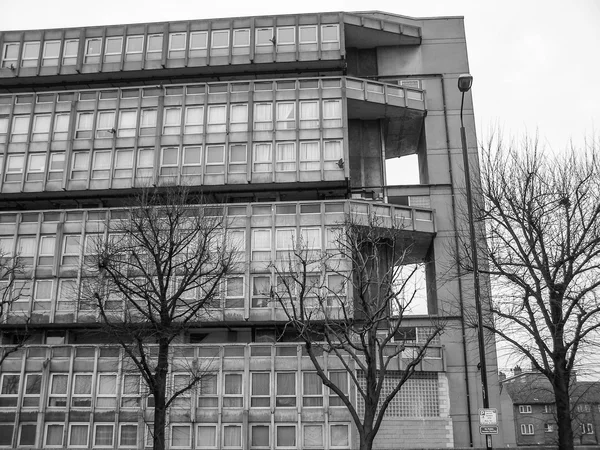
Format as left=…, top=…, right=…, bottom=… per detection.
left=0, top=248, right=30, bottom=365
left=467, top=136, right=600, bottom=450
left=84, top=187, right=237, bottom=450
left=271, top=213, right=443, bottom=450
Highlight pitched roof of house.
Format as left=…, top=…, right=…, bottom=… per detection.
left=502, top=372, right=600, bottom=404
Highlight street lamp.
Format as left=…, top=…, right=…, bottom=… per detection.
left=458, top=73, right=493, bottom=450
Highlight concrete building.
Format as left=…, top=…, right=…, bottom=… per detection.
left=0, top=11, right=501, bottom=449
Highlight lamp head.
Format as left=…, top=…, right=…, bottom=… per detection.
left=458, top=74, right=473, bottom=93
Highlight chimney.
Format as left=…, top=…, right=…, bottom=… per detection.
left=498, top=371, right=506, bottom=382
left=513, top=365, right=522, bottom=375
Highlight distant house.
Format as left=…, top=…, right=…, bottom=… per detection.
left=500, top=369, right=600, bottom=447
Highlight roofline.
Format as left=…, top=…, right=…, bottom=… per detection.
left=0, top=10, right=460, bottom=34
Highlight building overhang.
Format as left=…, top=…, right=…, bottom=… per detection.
left=343, top=13, right=422, bottom=48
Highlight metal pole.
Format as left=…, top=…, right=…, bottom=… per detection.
left=460, top=91, right=492, bottom=450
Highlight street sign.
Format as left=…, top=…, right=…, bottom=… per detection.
left=480, top=426, right=499, bottom=435
left=479, top=408, right=498, bottom=426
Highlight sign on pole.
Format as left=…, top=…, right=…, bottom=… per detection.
left=479, top=408, right=498, bottom=436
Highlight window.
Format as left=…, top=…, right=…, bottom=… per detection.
left=136, top=148, right=154, bottom=178
left=189, top=31, right=208, bottom=58
left=276, top=27, right=295, bottom=53
left=171, top=425, right=191, bottom=448
left=324, top=140, right=343, bottom=170
left=276, top=142, right=296, bottom=172
left=185, top=106, right=204, bottom=134
left=125, top=35, right=143, bottom=61
left=37, top=237, right=56, bottom=266
left=255, top=28, right=274, bottom=53
left=1, top=43, right=19, bottom=68
left=299, top=101, right=319, bottom=129
left=75, top=112, right=93, bottom=139
left=519, top=405, right=532, bottom=414
left=321, top=24, right=340, bottom=50
left=84, top=38, right=102, bottom=64
left=21, top=41, right=40, bottom=67
left=223, top=425, right=242, bottom=448
left=329, top=371, right=348, bottom=406
left=94, top=424, right=114, bottom=447
left=254, top=103, right=272, bottom=130
left=223, top=373, right=243, bottom=407
left=164, top=107, right=182, bottom=135
left=121, top=375, right=141, bottom=408
left=228, top=144, right=247, bottom=174
left=276, top=425, right=296, bottom=448
left=251, top=372, right=270, bottom=407
left=10, top=115, right=30, bottom=142
left=303, top=372, right=323, bottom=406
left=42, top=40, right=61, bottom=66
left=276, top=102, right=296, bottom=130
left=48, top=374, right=68, bottom=407
left=520, top=424, right=534, bottom=435
left=233, top=29, right=250, bottom=54
left=323, top=99, right=342, bottom=128
left=25, top=153, right=45, bottom=181
left=544, top=423, right=554, bottom=433
left=62, top=39, right=78, bottom=65
left=197, top=373, right=218, bottom=407
left=104, top=36, right=123, bottom=63
left=117, top=110, right=137, bottom=137
left=544, top=404, right=553, bottom=413
left=330, top=424, right=349, bottom=448
left=112, top=149, right=133, bottom=179
left=582, top=423, right=594, bottom=434
left=251, top=425, right=270, bottom=448
left=303, top=425, right=323, bottom=448
left=96, top=373, right=117, bottom=408
left=71, top=373, right=93, bottom=407
left=251, top=229, right=271, bottom=261
left=176, top=146, right=201, bottom=175
left=140, top=109, right=157, bottom=136
left=0, top=374, right=20, bottom=407
left=48, top=153, right=65, bottom=180
left=61, top=234, right=81, bottom=266
left=30, top=114, right=51, bottom=141
left=53, top=113, right=70, bottom=140
left=119, top=424, right=138, bottom=447
left=22, top=373, right=42, bottom=407
left=18, top=423, right=37, bottom=446
left=169, top=33, right=186, bottom=59
left=55, top=279, right=76, bottom=311
left=576, top=403, right=591, bottom=412
left=146, top=34, right=163, bottom=60
left=299, top=26, right=317, bottom=51
left=253, top=143, right=272, bottom=173
left=210, top=30, right=230, bottom=55
left=5, top=154, right=24, bottom=182
left=68, top=423, right=89, bottom=447
left=0, top=117, right=8, bottom=135
left=45, top=424, right=64, bottom=447
left=160, top=147, right=179, bottom=176
left=96, top=111, right=116, bottom=138
left=207, top=105, right=226, bottom=133
left=299, top=141, right=319, bottom=171
left=276, top=373, right=296, bottom=407
left=91, top=151, right=111, bottom=179
left=229, top=104, right=247, bottom=132
left=205, top=145, right=224, bottom=174
left=70, top=152, right=89, bottom=180
left=197, top=425, right=217, bottom=448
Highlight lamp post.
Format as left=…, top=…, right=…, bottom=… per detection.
left=458, top=74, right=492, bottom=450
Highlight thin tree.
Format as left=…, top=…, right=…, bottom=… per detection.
left=84, top=187, right=237, bottom=450
left=467, top=136, right=600, bottom=450
left=0, top=248, right=30, bottom=365
left=271, top=213, right=443, bottom=450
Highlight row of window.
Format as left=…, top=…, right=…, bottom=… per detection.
left=520, top=423, right=594, bottom=435
left=518, top=403, right=598, bottom=414
left=0, top=141, right=344, bottom=184
left=0, top=421, right=351, bottom=449
left=0, top=77, right=348, bottom=106
left=1, top=24, right=341, bottom=69
left=0, top=370, right=348, bottom=411
left=4, top=272, right=350, bottom=315
left=0, top=99, right=343, bottom=143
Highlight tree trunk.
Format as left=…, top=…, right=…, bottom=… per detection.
left=153, top=338, right=170, bottom=450
left=554, top=365, right=574, bottom=450
left=359, top=432, right=376, bottom=450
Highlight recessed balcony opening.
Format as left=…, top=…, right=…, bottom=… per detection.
left=386, top=154, right=420, bottom=185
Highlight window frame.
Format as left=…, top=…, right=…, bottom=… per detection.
left=168, top=33, right=187, bottom=59
left=1, top=42, right=20, bottom=68
left=520, top=423, right=534, bottom=435
left=62, top=39, right=79, bottom=65
left=104, top=36, right=123, bottom=63
left=44, top=423, right=65, bottom=448
left=519, top=404, right=532, bottom=414
left=67, top=423, right=90, bottom=448
left=93, top=423, right=115, bottom=448
left=5, top=154, right=25, bottom=182
left=118, top=423, right=138, bottom=448
left=84, top=38, right=102, bottom=64
left=48, top=373, right=69, bottom=407
left=125, top=35, right=144, bottom=61
left=146, top=34, right=164, bottom=60
left=21, top=41, right=41, bottom=68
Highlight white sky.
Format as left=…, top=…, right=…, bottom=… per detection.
left=2, top=0, right=598, bottom=151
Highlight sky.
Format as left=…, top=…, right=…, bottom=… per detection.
left=1, top=0, right=599, bottom=151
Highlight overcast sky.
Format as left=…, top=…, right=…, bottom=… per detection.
left=2, top=0, right=599, bottom=151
